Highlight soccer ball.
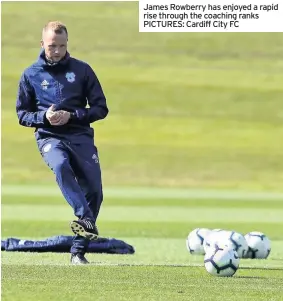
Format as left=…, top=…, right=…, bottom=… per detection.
left=204, top=230, right=248, bottom=258
left=203, top=229, right=230, bottom=254
left=204, top=246, right=240, bottom=277
left=215, top=231, right=249, bottom=258
left=244, top=232, right=271, bottom=259
left=186, top=228, right=211, bottom=255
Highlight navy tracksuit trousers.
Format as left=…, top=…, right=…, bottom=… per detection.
left=38, top=137, right=103, bottom=255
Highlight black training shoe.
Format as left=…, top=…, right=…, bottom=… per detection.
left=70, top=218, right=99, bottom=240
left=71, top=253, right=89, bottom=265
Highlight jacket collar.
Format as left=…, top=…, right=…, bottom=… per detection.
left=37, top=49, right=70, bottom=68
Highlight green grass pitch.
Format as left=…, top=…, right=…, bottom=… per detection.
left=2, top=190, right=283, bottom=301
left=1, top=2, right=283, bottom=301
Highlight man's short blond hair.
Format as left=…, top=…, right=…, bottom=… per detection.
left=42, top=21, right=68, bottom=37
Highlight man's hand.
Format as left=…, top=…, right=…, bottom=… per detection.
left=46, top=105, right=61, bottom=124
left=52, top=110, right=71, bottom=126
left=46, top=105, right=71, bottom=126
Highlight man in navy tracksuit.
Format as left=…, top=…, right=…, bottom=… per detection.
left=16, top=21, right=109, bottom=264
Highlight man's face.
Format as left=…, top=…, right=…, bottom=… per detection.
left=41, top=30, right=68, bottom=62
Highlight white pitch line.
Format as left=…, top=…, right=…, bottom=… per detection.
left=1, top=185, right=283, bottom=201
left=2, top=260, right=283, bottom=271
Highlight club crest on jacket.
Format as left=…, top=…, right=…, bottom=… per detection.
left=65, top=72, right=76, bottom=83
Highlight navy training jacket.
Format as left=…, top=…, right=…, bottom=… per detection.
left=16, top=50, right=109, bottom=143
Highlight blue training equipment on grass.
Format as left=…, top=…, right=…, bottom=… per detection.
left=1, top=235, right=135, bottom=254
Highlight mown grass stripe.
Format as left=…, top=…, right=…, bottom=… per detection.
left=2, top=185, right=283, bottom=201
left=2, top=220, right=282, bottom=240
left=2, top=204, right=283, bottom=223
left=2, top=195, right=283, bottom=209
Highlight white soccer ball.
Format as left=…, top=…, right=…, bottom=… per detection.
left=204, top=246, right=240, bottom=277
left=186, top=228, right=211, bottom=255
left=204, top=230, right=248, bottom=258
left=203, top=229, right=230, bottom=253
left=215, top=231, right=249, bottom=258
left=244, top=232, right=271, bottom=259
